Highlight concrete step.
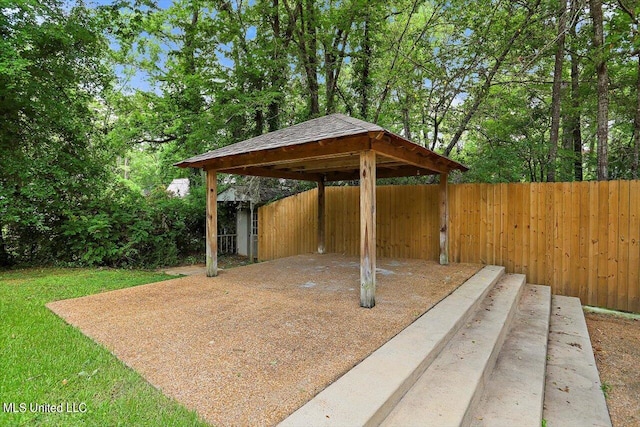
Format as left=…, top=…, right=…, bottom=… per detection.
left=543, top=295, right=612, bottom=427
left=278, top=265, right=506, bottom=427
left=469, top=284, right=552, bottom=427
left=381, top=273, right=526, bottom=427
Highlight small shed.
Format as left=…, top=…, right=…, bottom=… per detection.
left=176, top=113, right=468, bottom=308
left=216, top=185, right=269, bottom=260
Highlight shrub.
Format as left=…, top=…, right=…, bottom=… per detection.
left=4, top=181, right=206, bottom=268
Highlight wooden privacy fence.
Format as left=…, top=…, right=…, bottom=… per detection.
left=258, top=181, right=640, bottom=313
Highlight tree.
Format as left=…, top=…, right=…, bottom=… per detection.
left=548, top=0, right=568, bottom=182
left=81, top=0, right=640, bottom=194
left=0, top=0, right=113, bottom=264
left=567, top=0, right=584, bottom=181
left=616, top=0, right=640, bottom=179
left=444, top=0, right=544, bottom=157
left=589, top=0, right=609, bottom=180
left=284, top=0, right=320, bottom=117
left=461, top=84, right=553, bottom=183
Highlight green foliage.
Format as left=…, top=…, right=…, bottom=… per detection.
left=0, top=267, right=208, bottom=426
left=0, top=0, right=207, bottom=269
left=460, top=85, right=552, bottom=182
left=55, top=183, right=206, bottom=268
left=6, top=0, right=640, bottom=268
left=0, top=0, right=114, bottom=266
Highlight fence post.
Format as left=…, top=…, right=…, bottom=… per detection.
left=318, top=178, right=326, bottom=254
left=249, top=202, right=255, bottom=262
left=439, top=173, right=449, bottom=265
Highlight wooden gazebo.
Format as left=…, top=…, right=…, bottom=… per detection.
left=176, top=114, right=468, bottom=308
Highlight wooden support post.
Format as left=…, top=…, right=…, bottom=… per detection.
left=439, top=172, right=449, bottom=265
left=360, top=150, right=376, bottom=308
left=249, top=202, right=255, bottom=262
left=317, top=178, right=326, bottom=254
left=206, top=170, right=218, bottom=277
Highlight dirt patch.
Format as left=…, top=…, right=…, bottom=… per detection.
left=586, top=312, right=640, bottom=427
left=161, top=255, right=253, bottom=276
left=47, top=254, right=480, bottom=426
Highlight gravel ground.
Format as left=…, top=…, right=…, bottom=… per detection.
left=48, top=254, right=480, bottom=426
left=586, top=312, right=640, bottom=427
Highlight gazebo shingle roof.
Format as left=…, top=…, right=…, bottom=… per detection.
left=178, top=114, right=382, bottom=164
left=176, top=113, right=467, bottom=182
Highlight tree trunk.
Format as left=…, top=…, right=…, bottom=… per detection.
left=285, top=0, right=319, bottom=117
left=325, top=46, right=337, bottom=114
left=267, top=93, right=281, bottom=133
left=360, top=14, right=371, bottom=120
left=401, top=98, right=412, bottom=140
left=571, top=61, right=583, bottom=181
left=268, top=0, right=283, bottom=132
left=570, top=0, right=583, bottom=181
left=548, top=0, right=568, bottom=182
left=0, top=224, right=10, bottom=267
left=432, top=118, right=439, bottom=150
left=304, top=0, right=319, bottom=116
left=634, top=55, right=640, bottom=179
left=254, top=109, right=264, bottom=137
left=590, top=0, right=609, bottom=180
left=324, top=26, right=350, bottom=115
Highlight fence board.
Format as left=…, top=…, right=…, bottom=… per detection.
left=587, top=182, right=604, bottom=305
left=535, top=183, right=546, bottom=285
left=551, top=183, right=561, bottom=294
left=597, top=182, right=609, bottom=307
left=528, top=184, right=537, bottom=283
left=513, top=184, right=522, bottom=274
left=499, top=184, right=508, bottom=271
left=450, top=185, right=459, bottom=262
left=521, top=183, right=529, bottom=275
left=562, top=182, right=572, bottom=296
left=618, top=180, right=630, bottom=312
left=607, top=181, right=620, bottom=310
left=258, top=181, right=640, bottom=312
left=578, top=182, right=589, bottom=303
left=629, top=183, right=637, bottom=313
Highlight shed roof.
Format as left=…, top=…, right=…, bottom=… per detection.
left=217, top=184, right=292, bottom=204
left=176, top=113, right=467, bottom=181
left=166, top=178, right=190, bottom=197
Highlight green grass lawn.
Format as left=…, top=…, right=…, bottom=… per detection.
left=0, top=268, right=210, bottom=426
